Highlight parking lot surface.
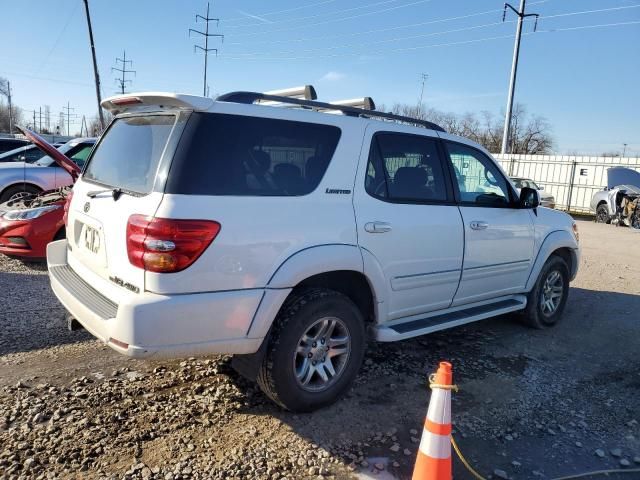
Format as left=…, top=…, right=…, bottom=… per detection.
left=1, top=219, right=639, bottom=479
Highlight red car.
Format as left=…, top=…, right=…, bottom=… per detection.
left=0, top=128, right=81, bottom=260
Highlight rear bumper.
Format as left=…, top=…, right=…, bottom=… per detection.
left=47, top=239, right=266, bottom=358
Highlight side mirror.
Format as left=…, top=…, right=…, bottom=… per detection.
left=538, top=186, right=545, bottom=191
left=519, top=187, right=540, bottom=209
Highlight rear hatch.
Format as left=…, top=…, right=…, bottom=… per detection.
left=66, top=112, right=185, bottom=298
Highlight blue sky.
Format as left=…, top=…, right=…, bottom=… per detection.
left=1, top=0, right=639, bottom=155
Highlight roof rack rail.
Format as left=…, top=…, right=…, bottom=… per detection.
left=216, top=91, right=445, bottom=132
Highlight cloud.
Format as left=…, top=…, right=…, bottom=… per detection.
left=320, top=71, right=346, bottom=82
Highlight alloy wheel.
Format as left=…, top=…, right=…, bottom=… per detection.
left=293, top=317, right=351, bottom=393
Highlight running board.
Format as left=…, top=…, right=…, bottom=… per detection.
left=375, top=296, right=527, bottom=342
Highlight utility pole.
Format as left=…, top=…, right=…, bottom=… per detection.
left=39, top=106, right=42, bottom=132
left=33, top=110, right=37, bottom=132
left=62, top=102, right=75, bottom=136
left=82, top=0, right=105, bottom=129
left=112, top=50, right=136, bottom=94
left=500, top=0, right=539, bottom=154
left=189, top=2, right=224, bottom=97
left=419, top=73, right=429, bottom=106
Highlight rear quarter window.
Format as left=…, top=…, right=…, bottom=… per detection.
left=83, top=115, right=175, bottom=194
left=166, top=113, right=341, bottom=196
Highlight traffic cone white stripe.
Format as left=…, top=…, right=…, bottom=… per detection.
left=426, top=389, right=451, bottom=425
left=418, top=430, right=451, bottom=459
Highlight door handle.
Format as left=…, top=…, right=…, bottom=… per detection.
left=470, top=221, right=489, bottom=230
left=364, top=221, right=392, bottom=233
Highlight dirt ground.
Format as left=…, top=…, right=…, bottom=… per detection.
left=1, top=219, right=639, bottom=479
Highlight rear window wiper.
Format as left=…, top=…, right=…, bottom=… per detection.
left=86, top=187, right=126, bottom=201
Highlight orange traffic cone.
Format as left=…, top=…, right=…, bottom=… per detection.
left=412, top=361, right=456, bottom=480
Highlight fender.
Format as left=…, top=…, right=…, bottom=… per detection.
left=525, top=230, right=579, bottom=290
left=360, top=247, right=389, bottom=323
left=246, top=244, right=366, bottom=340
left=267, top=244, right=364, bottom=288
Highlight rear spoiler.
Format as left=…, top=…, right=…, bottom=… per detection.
left=101, top=92, right=215, bottom=114
left=15, top=126, right=80, bottom=180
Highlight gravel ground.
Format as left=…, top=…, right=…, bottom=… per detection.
left=1, top=219, right=639, bottom=479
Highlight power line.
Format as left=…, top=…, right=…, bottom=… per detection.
left=224, top=0, right=339, bottom=24
left=111, top=50, right=136, bottom=95
left=225, top=20, right=513, bottom=57
left=225, top=0, right=406, bottom=29
left=35, top=2, right=80, bottom=76
left=189, top=2, right=224, bottom=97
left=225, top=2, right=638, bottom=46
left=226, top=0, right=434, bottom=38
left=219, top=20, right=639, bottom=61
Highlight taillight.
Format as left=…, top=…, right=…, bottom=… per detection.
left=63, top=190, right=74, bottom=228
left=126, top=215, right=220, bottom=273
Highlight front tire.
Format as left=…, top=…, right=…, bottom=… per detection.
left=257, top=288, right=366, bottom=412
left=595, top=204, right=610, bottom=224
left=522, top=255, right=570, bottom=329
left=0, top=184, right=41, bottom=204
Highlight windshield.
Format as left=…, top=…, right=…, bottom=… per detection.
left=83, top=115, right=176, bottom=194
left=0, top=144, right=36, bottom=159
left=34, top=143, right=79, bottom=166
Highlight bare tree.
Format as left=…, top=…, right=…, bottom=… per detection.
left=0, top=77, right=21, bottom=133
left=87, top=111, right=112, bottom=136
left=378, top=102, right=554, bottom=154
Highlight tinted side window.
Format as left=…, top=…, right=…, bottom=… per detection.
left=445, top=142, right=511, bottom=207
left=365, top=133, right=448, bottom=202
left=167, top=113, right=341, bottom=196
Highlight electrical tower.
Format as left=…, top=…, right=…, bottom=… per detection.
left=189, top=2, right=224, bottom=97
left=44, top=105, right=51, bottom=132
left=62, top=102, right=78, bottom=136
left=500, top=0, right=538, bottom=154
left=112, top=50, right=136, bottom=94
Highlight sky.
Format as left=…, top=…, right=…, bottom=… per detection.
left=1, top=0, right=639, bottom=155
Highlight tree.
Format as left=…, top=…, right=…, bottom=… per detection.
left=379, top=102, right=554, bottom=154
left=0, top=77, right=21, bottom=133
left=87, top=111, right=112, bottom=136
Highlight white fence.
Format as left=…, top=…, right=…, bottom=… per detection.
left=493, top=154, right=640, bottom=214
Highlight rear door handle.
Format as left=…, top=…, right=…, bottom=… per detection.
left=470, top=221, right=489, bottom=230
left=364, top=221, right=392, bottom=233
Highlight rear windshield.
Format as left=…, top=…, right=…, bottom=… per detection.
left=166, top=113, right=341, bottom=196
left=83, top=115, right=175, bottom=193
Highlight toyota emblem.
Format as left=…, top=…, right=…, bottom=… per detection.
left=84, top=202, right=90, bottom=213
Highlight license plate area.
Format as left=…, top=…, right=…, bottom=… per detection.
left=73, top=217, right=107, bottom=267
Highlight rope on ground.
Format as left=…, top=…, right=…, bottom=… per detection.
left=438, top=379, right=640, bottom=480
left=452, top=435, right=640, bottom=480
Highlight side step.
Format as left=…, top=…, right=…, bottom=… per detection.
left=375, top=296, right=527, bottom=342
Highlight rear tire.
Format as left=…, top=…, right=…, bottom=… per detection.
left=595, top=204, right=610, bottom=224
left=257, top=288, right=366, bottom=412
left=522, top=255, right=570, bottom=329
left=0, top=184, right=41, bottom=204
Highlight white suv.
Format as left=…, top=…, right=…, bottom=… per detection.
left=47, top=90, right=580, bottom=411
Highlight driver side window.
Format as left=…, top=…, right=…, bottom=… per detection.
left=445, top=142, right=511, bottom=207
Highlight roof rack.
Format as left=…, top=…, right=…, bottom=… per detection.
left=216, top=91, right=445, bottom=132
